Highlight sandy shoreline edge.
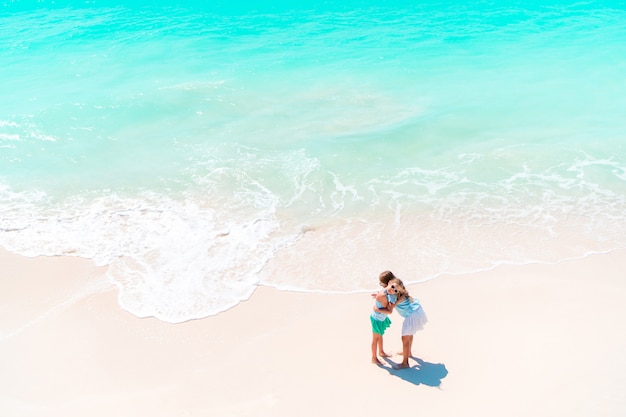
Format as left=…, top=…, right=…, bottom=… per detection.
left=1, top=248, right=625, bottom=416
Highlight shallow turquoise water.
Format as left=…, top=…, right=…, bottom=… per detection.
left=1, top=1, right=625, bottom=321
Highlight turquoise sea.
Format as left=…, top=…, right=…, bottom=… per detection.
left=1, top=1, right=625, bottom=322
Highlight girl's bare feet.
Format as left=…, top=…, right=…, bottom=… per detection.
left=371, top=357, right=383, bottom=365
left=395, top=362, right=410, bottom=369
left=380, top=351, right=392, bottom=358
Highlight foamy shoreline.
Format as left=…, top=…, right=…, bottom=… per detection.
left=1, top=247, right=625, bottom=416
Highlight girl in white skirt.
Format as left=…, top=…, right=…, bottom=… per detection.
left=391, top=278, right=428, bottom=369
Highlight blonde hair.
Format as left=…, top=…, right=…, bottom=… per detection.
left=390, top=277, right=413, bottom=302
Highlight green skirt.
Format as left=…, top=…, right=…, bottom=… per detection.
left=370, top=316, right=391, bottom=335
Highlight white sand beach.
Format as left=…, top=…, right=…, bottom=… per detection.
left=1, top=248, right=625, bottom=416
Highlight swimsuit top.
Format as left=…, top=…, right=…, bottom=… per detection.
left=371, top=291, right=391, bottom=321
left=394, top=296, right=422, bottom=318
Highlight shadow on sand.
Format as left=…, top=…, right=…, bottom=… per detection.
left=381, top=357, right=448, bottom=387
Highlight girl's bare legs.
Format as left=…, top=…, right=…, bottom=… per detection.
left=398, top=335, right=413, bottom=368
left=377, top=338, right=391, bottom=357
left=371, top=333, right=383, bottom=365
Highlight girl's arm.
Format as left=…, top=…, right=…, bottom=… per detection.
left=373, top=303, right=394, bottom=314
left=373, top=292, right=394, bottom=314
left=373, top=305, right=391, bottom=314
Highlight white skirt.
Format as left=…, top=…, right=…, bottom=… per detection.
left=401, top=306, right=428, bottom=336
